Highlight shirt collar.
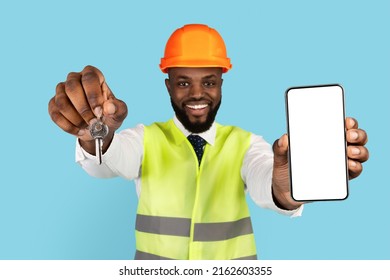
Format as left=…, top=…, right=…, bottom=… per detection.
left=173, top=116, right=216, bottom=146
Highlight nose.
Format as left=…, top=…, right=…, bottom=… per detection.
left=189, top=83, right=204, bottom=99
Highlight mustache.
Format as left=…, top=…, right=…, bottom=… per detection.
left=183, top=97, right=212, bottom=103
left=170, top=97, right=222, bottom=134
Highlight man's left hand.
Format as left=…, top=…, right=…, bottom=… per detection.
left=271, top=117, right=369, bottom=210
left=345, top=117, right=369, bottom=179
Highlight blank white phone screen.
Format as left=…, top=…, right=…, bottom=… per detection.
left=286, top=85, right=348, bottom=201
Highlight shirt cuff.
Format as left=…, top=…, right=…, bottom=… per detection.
left=75, top=134, right=120, bottom=163
left=264, top=173, right=304, bottom=218
left=75, top=138, right=95, bottom=162
left=74, top=136, right=122, bottom=178
left=248, top=159, right=303, bottom=218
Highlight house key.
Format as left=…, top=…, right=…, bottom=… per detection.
left=89, top=119, right=109, bottom=165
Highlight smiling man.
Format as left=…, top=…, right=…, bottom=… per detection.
left=167, top=67, right=222, bottom=133
left=48, top=24, right=369, bottom=260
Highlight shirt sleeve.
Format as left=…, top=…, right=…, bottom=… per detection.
left=242, top=134, right=303, bottom=217
left=75, top=124, right=144, bottom=180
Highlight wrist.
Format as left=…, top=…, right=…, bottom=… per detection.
left=272, top=186, right=304, bottom=210
left=78, top=138, right=96, bottom=155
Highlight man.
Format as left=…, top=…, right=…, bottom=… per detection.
left=48, top=24, right=369, bottom=260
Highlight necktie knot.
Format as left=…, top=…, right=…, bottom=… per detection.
left=187, top=135, right=206, bottom=165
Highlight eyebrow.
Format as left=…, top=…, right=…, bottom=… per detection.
left=176, top=75, right=191, bottom=80
left=175, top=74, right=218, bottom=80
left=202, top=74, right=218, bottom=80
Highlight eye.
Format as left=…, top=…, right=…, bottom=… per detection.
left=177, top=81, right=190, bottom=87
left=203, top=81, right=216, bottom=87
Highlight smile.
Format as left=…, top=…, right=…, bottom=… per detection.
left=186, top=104, right=209, bottom=110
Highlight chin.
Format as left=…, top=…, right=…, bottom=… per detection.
left=171, top=98, right=221, bottom=133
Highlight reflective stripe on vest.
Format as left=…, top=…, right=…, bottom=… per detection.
left=137, top=120, right=256, bottom=260
left=134, top=250, right=257, bottom=260
left=136, top=214, right=254, bottom=241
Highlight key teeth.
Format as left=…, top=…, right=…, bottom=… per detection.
left=95, top=138, right=103, bottom=165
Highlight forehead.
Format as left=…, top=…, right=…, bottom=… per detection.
left=168, top=67, right=223, bottom=79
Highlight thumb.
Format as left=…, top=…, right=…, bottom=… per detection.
left=101, top=80, right=128, bottom=130
left=102, top=97, right=128, bottom=131
left=273, top=134, right=289, bottom=166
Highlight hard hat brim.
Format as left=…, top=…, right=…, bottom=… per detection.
left=160, top=58, right=232, bottom=74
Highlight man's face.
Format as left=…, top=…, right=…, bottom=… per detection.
left=165, top=67, right=223, bottom=133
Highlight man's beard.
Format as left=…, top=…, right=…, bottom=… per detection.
left=170, top=98, right=221, bottom=133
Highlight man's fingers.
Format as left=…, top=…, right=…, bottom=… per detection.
left=346, top=117, right=358, bottom=130
left=102, top=80, right=113, bottom=99
left=347, top=145, right=369, bottom=162
left=346, top=117, right=368, bottom=145
left=49, top=65, right=126, bottom=143
left=348, top=159, right=363, bottom=180
left=55, top=82, right=88, bottom=128
left=100, top=80, right=127, bottom=129
left=80, top=66, right=106, bottom=117
left=347, top=128, right=368, bottom=145
left=273, top=134, right=289, bottom=166
left=65, top=72, right=96, bottom=124
left=82, top=65, right=105, bottom=85
left=49, top=97, right=82, bottom=136
left=102, top=98, right=128, bottom=130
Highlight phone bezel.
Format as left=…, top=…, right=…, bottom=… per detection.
left=285, top=84, right=349, bottom=202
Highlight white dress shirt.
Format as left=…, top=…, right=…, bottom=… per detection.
left=76, top=117, right=303, bottom=217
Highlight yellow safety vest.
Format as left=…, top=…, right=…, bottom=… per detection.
left=135, top=119, right=257, bottom=260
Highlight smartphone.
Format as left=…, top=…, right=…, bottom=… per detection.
left=285, top=84, right=349, bottom=201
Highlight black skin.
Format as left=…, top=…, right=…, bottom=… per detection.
left=165, top=67, right=223, bottom=133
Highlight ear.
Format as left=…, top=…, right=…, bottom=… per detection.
left=165, top=78, right=171, bottom=95
left=221, top=78, right=223, bottom=87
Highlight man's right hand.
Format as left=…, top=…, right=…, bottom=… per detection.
left=48, top=65, right=128, bottom=155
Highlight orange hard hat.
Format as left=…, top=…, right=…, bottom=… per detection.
left=159, top=24, right=232, bottom=73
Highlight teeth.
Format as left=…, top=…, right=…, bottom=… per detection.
left=186, top=104, right=208, bottom=110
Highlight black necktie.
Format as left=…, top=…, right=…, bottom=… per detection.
left=187, top=135, right=206, bottom=165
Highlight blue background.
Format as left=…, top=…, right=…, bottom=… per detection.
left=0, top=0, right=389, bottom=259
